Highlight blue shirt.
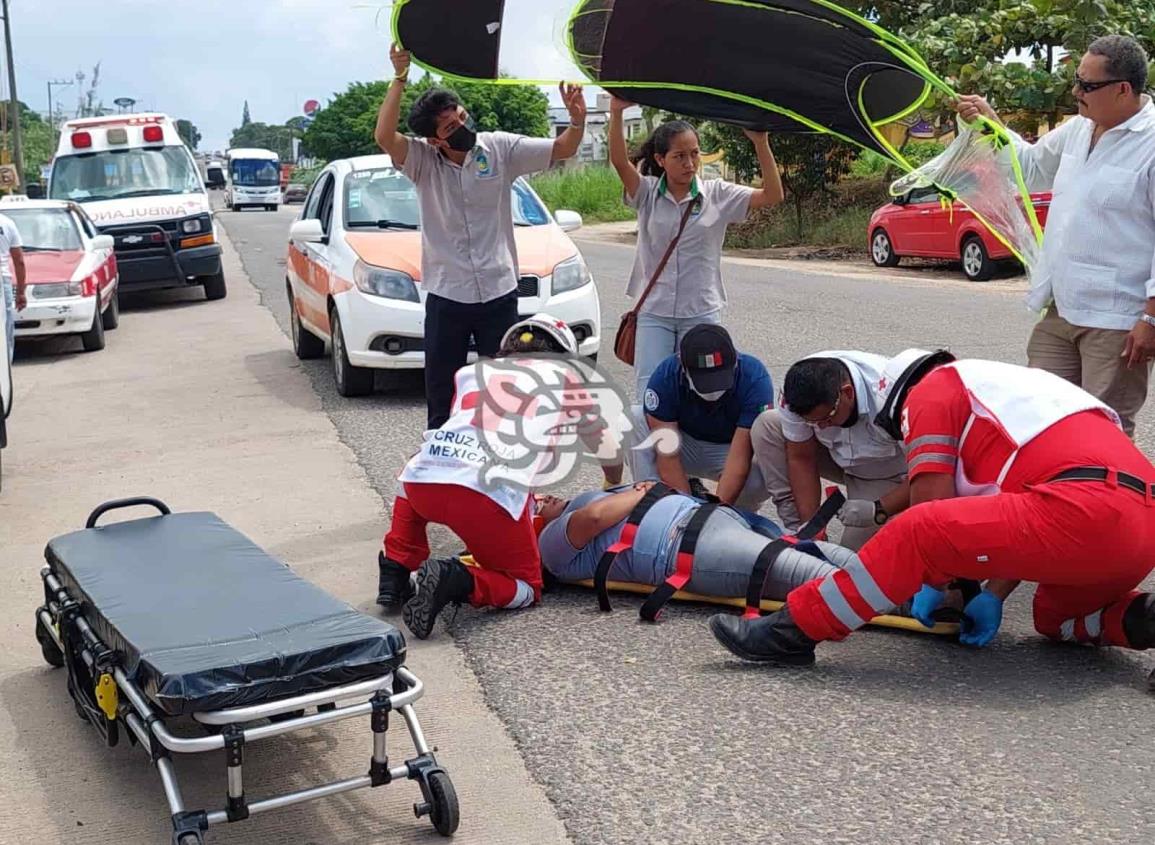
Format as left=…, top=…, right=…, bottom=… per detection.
left=642, top=353, right=773, bottom=444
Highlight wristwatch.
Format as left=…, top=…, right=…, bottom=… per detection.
left=873, top=499, right=889, bottom=526
left=1140, top=314, right=1155, bottom=329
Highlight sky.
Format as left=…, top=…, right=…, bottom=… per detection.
left=12, top=0, right=586, bottom=153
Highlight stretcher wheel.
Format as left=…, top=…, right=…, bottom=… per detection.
left=175, top=833, right=203, bottom=845
left=427, top=771, right=459, bottom=836
left=34, top=614, right=64, bottom=668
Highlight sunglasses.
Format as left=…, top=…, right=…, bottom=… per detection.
left=785, top=384, right=847, bottom=426
left=1074, top=75, right=1128, bottom=94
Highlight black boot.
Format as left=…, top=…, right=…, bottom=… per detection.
left=402, top=557, right=475, bottom=640
left=708, top=607, right=818, bottom=666
left=377, top=552, right=414, bottom=609
left=1122, top=593, right=1155, bottom=650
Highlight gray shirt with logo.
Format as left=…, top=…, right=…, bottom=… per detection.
left=625, top=175, right=755, bottom=318
left=403, top=131, right=554, bottom=304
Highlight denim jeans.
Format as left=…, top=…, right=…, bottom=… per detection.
left=3, top=280, right=13, bottom=363
left=633, top=309, right=722, bottom=401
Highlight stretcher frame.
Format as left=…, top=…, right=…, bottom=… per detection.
left=37, top=555, right=459, bottom=844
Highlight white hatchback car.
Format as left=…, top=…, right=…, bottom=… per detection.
left=285, top=154, right=601, bottom=396
left=6, top=200, right=119, bottom=352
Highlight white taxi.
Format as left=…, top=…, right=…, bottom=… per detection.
left=285, top=154, right=601, bottom=396
left=6, top=200, right=119, bottom=352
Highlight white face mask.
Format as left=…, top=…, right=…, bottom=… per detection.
left=688, top=380, right=726, bottom=402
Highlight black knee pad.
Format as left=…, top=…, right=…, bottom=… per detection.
left=1122, top=593, right=1155, bottom=650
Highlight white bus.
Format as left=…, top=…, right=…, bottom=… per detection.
left=224, top=148, right=282, bottom=211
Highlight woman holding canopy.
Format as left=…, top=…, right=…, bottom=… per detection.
left=608, top=98, right=784, bottom=402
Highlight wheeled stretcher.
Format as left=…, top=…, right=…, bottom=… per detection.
left=34, top=498, right=460, bottom=844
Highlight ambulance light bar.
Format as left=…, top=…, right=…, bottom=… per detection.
left=142, top=125, right=164, bottom=143
left=71, top=132, right=92, bottom=149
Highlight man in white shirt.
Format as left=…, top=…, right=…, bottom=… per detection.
left=0, top=212, right=26, bottom=363
left=958, top=35, right=1155, bottom=436
left=374, top=43, right=587, bottom=428
left=750, top=352, right=909, bottom=550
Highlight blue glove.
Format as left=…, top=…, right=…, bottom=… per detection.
left=911, top=584, right=945, bottom=629
left=960, top=589, right=1003, bottom=647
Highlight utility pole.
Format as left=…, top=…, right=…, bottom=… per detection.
left=47, top=78, right=73, bottom=149
left=0, top=0, right=22, bottom=187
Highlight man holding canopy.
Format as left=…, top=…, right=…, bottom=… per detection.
left=374, top=44, right=588, bottom=429
left=958, top=34, right=1155, bottom=437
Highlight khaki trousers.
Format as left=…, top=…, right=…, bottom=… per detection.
left=750, top=410, right=907, bottom=551
left=1027, top=309, right=1152, bottom=438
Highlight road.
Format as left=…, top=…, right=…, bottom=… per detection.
left=221, top=204, right=1154, bottom=845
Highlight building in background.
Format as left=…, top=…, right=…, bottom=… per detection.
left=549, top=93, right=645, bottom=167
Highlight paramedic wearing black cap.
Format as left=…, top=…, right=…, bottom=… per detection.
left=628, top=324, right=773, bottom=510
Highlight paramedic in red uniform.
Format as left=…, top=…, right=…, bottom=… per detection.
left=709, top=348, right=1155, bottom=666
left=378, top=315, right=624, bottom=640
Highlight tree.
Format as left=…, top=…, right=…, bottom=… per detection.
left=229, top=121, right=294, bottom=160
left=303, top=80, right=400, bottom=161
left=241, top=100, right=252, bottom=127
left=449, top=79, right=549, bottom=137
left=302, top=73, right=551, bottom=162
left=21, top=120, right=55, bottom=183
left=890, top=0, right=1155, bottom=133
left=175, top=119, right=201, bottom=150
left=774, top=134, right=856, bottom=238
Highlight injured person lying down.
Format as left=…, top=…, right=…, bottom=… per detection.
left=536, top=481, right=879, bottom=618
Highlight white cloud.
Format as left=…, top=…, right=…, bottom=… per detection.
left=12, top=0, right=588, bottom=152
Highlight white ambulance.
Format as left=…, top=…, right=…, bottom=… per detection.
left=48, top=113, right=226, bottom=300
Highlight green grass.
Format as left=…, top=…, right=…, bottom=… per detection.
left=726, top=205, right=874, bottom=251
left=528, top=166, right=636, bottom=224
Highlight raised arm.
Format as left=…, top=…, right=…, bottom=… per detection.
left=608, top=96, right=641, bottom=200
left=955, top=94, right=1068, bottom=190
left=551, top=83, right=587, bottom=163
left=373, top=43, right=411, bottom=167
left=742, top=129, right=784, bottom=210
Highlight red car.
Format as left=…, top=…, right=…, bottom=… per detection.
left=868, top=185, right=1050, bottom=281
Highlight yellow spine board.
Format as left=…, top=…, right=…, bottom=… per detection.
left=459, top=555, right=957, bottom=635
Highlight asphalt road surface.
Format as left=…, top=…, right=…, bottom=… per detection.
left=221, top=204, right=1154, bottom=845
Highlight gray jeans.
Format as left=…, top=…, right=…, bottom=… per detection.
left=750, top=410, right=907, bottom=550
left=679, top=506, right=859, bottom=599
left=633, top=310, right=721, bottom=401
left=627, top=406, right=768, bottom=511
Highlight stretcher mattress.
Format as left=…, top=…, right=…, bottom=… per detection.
left=46, top=512, right=406, bottom=716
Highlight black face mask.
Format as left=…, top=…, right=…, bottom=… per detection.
left=445, top=123, right=477, bottom=153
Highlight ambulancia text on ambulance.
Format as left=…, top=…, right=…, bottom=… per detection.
left=48, top=113, right=226, bottom=301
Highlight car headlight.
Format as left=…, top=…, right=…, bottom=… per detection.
left=551, top=255, right=591, bottom=295
left=32, top=282, right=81, bottom=299
left=181, top=214, right=209, bottom=234
left=353, top=260, right=419, bottom=302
